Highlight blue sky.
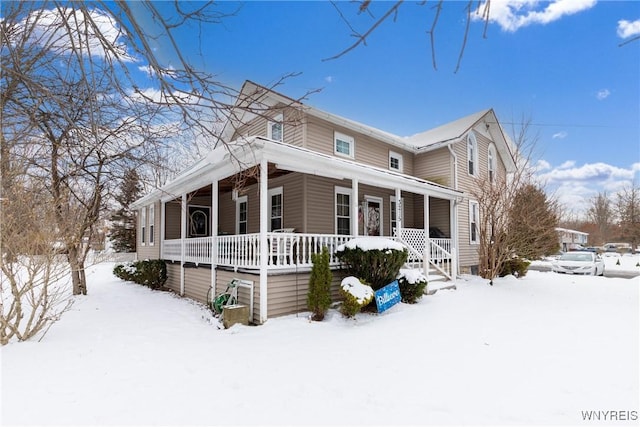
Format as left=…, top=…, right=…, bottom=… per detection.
left=141, top=0, right=639, bottom=218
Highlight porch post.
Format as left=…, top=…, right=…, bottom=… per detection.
left=160, top=201, right=166, bottom=259
left=450, top=199, right=458, bottom=279
left=395, top=188, right=402, bottom=237
left=259, top=158, right=269, bottom=323
left=211, top=180, right=218, bottom=305
left=351, top=177, right=359, bottom=237
left=351, top=177, right=358, bottom=237
left=423, top=195, right=430, bottom=280
left=180, top=193, right=187, bottom=296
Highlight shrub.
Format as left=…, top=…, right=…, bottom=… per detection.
left=307, top=247, right=333, bottom=321
left=113, top=259, right=167, bottom=289
left=336, top=238, right=408, bottom=290
left=499, top=257, right=530, bottom=278
left=339, top=276, right=374, bottom=318
left=397, top=269, right=428, bottom=303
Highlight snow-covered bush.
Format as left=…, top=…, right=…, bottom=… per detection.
left=397, top=268, right=428, bottom=303
left=340, top=276, right=374, bottom=318
left=113, top=260, right=167, bottom=289
left=336, top=237, right=408, bottom=290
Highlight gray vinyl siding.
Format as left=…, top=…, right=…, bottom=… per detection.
left=302, top=175, right=346, bottom=234
left=265, top=272, right=343, bottom=319
left=232, top=106, right=305, bottom=147
left=414, top=147, right=452, bottom=186
left=184, top=267, right=212, bottom=303
left=165, top=263, right=181, bottom=294
left=137, top=201, right=161, bottom=260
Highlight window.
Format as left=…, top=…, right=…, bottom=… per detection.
left=488, top=143, right=496, bottom=183
left=334, top=131, right=354, bottom=158
left=335, top=187, right=352, bottom=235
left=390, top=196, right=404, bottom=236
left=267, top=113, right=283, bottom=142
left=469, top=200, right=479, bottom=245
left=389, top=151, right=403, bottom=172
left=148, top=204, right=155, bottom=245
left=236, top=196, right=248, bottom=234
left=269, top=187, right=283, bottom=231
left=467, top=131, right=478, bottom=176
left=140, top=207, right=146, bottom=245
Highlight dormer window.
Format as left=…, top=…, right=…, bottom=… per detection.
left=334, top=131, right=354, bottom=158
left=467, top=131, right=478, bottom=176
left=267, top=113, right=283, bottom=142
left=389, top=151, right=403, bottom=172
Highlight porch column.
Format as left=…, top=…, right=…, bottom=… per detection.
left=180, top=193, right=187, bottom=296
left=395, top=188, right=402, bottom=237
left=259, top=159, right=268, bottom=323
left=160, top=201, right=166, bottom=260
left=450, top=199, right=458, bottom=279
left=423, top=195, right=430, bottom=280
left=211, top=180, right=218, bottom=304
left=351, top=177, right=359, bottom=237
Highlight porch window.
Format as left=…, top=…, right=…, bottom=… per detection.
left=488, top=143, right=496, bottom=183
left=390, top=196, right=404, bottom=236
left=334, top=131, right=354, bottom=158
left=236, top=195, right=248, bottom=234
left=469, top=200, right=479, bottom=245
left=148, top=204, right=155, bottom=245
left=140, top=207, right=146, bottom=245
left=467, top=131, right=478, bottom=176
left=389, top=151, right=403, bottom=172
left=268, top=113, right=283, bottom=142
left=335, top=186, right=352, bottom=235
left=269, top=187, right=283, bottom=231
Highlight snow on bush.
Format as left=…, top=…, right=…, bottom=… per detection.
left=398, top=268, right=426, bottom=285
left=336, top=237, right=405, bottom=253
left=397, top=268, right=428, bottom=304
left=340, top=276, right=374, bottom=317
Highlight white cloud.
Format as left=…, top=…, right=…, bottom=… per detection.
left=535, top=159, right=551, bottom=172
left=558, top=160, right=575, bottom=169
left=552, top=131, right=568, bottom=139
left=596, top=89, right=610, bottom=100
left=539, top=162, right=635, bottom=182
left=617, top=19, right=640, bottom=39
left=475, top=0, right=597, bottom=33
left=325, top=76, right=334, bottom=84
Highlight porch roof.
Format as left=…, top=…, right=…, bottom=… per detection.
left=132, top=136, right=463, bottom=208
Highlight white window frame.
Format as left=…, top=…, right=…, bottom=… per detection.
left=469, top=200, right=479, bottom=245
left=268, top=186, right=283, bottom=231
left=236, top=195, right=248, bottom=235
left=140, top=207, right=146, bottom=246
left=334, top=131, right=355, bottom=159
left=488, top=143, right=496, bottom=183
left=467, top=131, right=478, bottom=177
left=390, top=196, right=404, bottom=237
left=148, top=204, right=155, bottom=245
left=267, top=113, right=283, bottom=142
left=389, top=151, right=403, bottom=172
left=335, top=186, right=352, bottom=235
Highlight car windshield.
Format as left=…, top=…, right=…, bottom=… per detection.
left=560, top=252, right=593, bottom=262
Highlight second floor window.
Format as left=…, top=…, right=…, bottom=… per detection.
left=488, top=143, right=496, bottom=183
left=467, top=131, right=478, bottom=176
left=268, top=113, right=283, bottom=142
left=334, top=131, right=354, bottom=158
left=389, top=151, right=403, bottom=172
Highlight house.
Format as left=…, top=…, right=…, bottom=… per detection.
left=556, top=227, right=589, bottom=251
left=131, top=81, right=517, bottom=324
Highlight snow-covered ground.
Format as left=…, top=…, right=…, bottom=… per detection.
left=2, top=262, right=638, bottom=426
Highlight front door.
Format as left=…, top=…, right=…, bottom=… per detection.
left=365, top=197, right=382, bottom=236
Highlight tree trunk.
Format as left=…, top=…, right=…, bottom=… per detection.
left=67, top=246, right=87, bottom=295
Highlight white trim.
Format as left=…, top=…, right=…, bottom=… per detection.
left=469, top=199, right=479, bottom=245
left=267, top=113, right=283, bottom=142
left=389, top=150, right=403, bottom=173
left=364, top=195, right=383, bottom=236
left=467, top=131, right=478, bottom=177
left=259, top=158, right=269, bottom=323
left=236, top=195, right=248, bottom=235
left=334, top=131, right=355, bottom=159
left=268, top=186, right=283, bottom=231
left=390, top=195, right=404, bottom=236
left=335, top=186, right=352, bottom=235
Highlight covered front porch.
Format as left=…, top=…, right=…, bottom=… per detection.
left=146, top=137, right=463, bottom=323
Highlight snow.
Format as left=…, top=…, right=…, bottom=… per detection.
left=336, top=236, right=406, bottom=252
left=340, top=276, right=374, bottom=304
left=398, top=268, right=427, bottom=284
left=535, top=252, right=640, bottom=273
left=2, top=262, right=638, bottom=425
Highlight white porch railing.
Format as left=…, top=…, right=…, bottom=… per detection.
left=161, top=233, right=353, bottom=270
left=394, top=228, right=453, bottom=280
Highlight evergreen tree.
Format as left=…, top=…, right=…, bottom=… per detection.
left=307, top=246, right=332, bottom=321
left=109, top=169, right=142, bottom=253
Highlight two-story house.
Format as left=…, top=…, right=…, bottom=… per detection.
left=131, top=81, right=516, bottom=323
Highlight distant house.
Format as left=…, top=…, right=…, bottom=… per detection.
left=131, top=81, right=516, bottom=323
left=556, top=227, right=589, bottom=251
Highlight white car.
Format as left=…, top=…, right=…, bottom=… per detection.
left=551, top=251, right=605, bottom=276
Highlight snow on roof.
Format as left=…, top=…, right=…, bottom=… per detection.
left=406, top=109, right=491, bottom=149
left=336, top=237, right=406, bottom=252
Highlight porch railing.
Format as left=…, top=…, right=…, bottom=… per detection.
left=161, top=233, right=353, bottom=270
left=394, top=228, right=453, bottom=280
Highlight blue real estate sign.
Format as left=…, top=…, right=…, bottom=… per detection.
left=375, top=280, right=401, bottom=313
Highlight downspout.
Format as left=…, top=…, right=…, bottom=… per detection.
left=447, top=144, right=458, bottom=190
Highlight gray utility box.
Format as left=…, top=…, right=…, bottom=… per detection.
left=223, top=304, right=250, bottom=329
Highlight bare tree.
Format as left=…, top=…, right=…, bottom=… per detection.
left=616, top=185, right=640, bottom=251
left=587, top=191, right=614, bottom=245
